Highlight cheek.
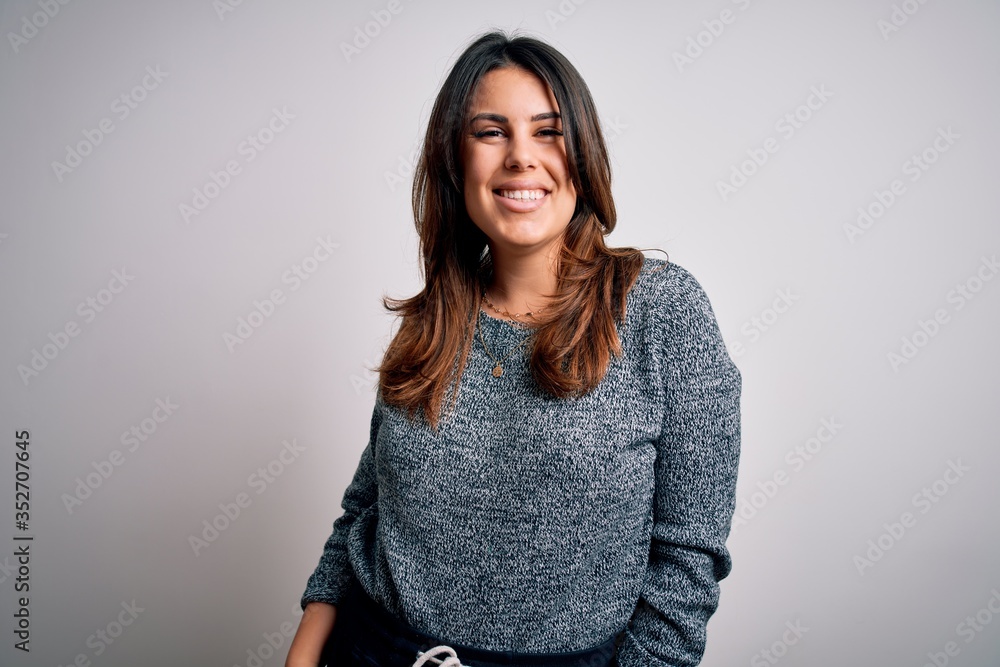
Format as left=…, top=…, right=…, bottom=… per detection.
left=459, top=158, right=477, bottom=208
left=464, top=150, right=493, bottom=191
left=463, top=166, right=485, bottom=202
left=558, top=165, right=576, bottom=194
left=461, top=167, right=488, bottom=226
left=549, top=148, right=573, bottom=187
left=553, top=159, right=576, bottom=200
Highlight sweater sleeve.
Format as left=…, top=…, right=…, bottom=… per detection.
left=299, top=395, right=383, bottom=610
left=616, top=264, right=742, bottom=666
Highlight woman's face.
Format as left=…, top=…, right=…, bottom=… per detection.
left=461, top=66, right=577, bottom=264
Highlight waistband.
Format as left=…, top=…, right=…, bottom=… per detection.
left=343, top=581, right=624, bottom=667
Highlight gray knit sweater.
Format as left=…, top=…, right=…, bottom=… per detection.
left=300, top=257, right=741, bottom=666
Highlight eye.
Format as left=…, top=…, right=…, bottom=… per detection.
left=472, top=129, right=504, bottom=138
left=537, top=128, right=563, bottom=137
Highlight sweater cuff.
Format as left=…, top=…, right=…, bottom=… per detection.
left=299, top=570, right=356, bottom=611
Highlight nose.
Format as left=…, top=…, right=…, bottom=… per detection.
left=504, top=129, right=536, bottom=171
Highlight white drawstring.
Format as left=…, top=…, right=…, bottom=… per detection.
left=412, top=644, right=468, bottom=667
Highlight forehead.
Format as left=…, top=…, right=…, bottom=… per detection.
left=468, top=67, right=560, bottom=115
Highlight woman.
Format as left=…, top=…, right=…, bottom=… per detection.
left=286, top=31, right=741, bottom=667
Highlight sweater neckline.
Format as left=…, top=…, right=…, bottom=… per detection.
left=477, top=306, right=539, bottom=334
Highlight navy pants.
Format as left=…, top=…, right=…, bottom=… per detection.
left=321, top=581, right=624, bottom=667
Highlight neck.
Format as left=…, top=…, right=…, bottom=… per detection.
left=485, top=244, right=559, bottom=314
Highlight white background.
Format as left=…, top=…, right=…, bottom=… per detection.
left=1, top=1, right=998, bottom=665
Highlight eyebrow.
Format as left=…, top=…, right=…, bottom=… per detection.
left=468, top=111, right=561, bottom=123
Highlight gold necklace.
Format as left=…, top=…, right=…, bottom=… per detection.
left=476, top=312, right=529, bottom=377
left=481, top=290, right=546, bottom=324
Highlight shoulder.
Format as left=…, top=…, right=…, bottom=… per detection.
left=629, top=255, right=720, bottom=325
left=628, top=256, right=740, bottom=389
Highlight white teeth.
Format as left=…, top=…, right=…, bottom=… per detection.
left=500, top=190, right=546, bottom=200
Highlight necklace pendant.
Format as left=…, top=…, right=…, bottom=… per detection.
left=492, top=364, right=504, bottom=378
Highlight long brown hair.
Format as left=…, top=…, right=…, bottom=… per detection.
left=377, top=31, right=647, bottom=429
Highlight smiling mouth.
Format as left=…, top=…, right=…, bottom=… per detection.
left=493, top=189, right=548, bottom=201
